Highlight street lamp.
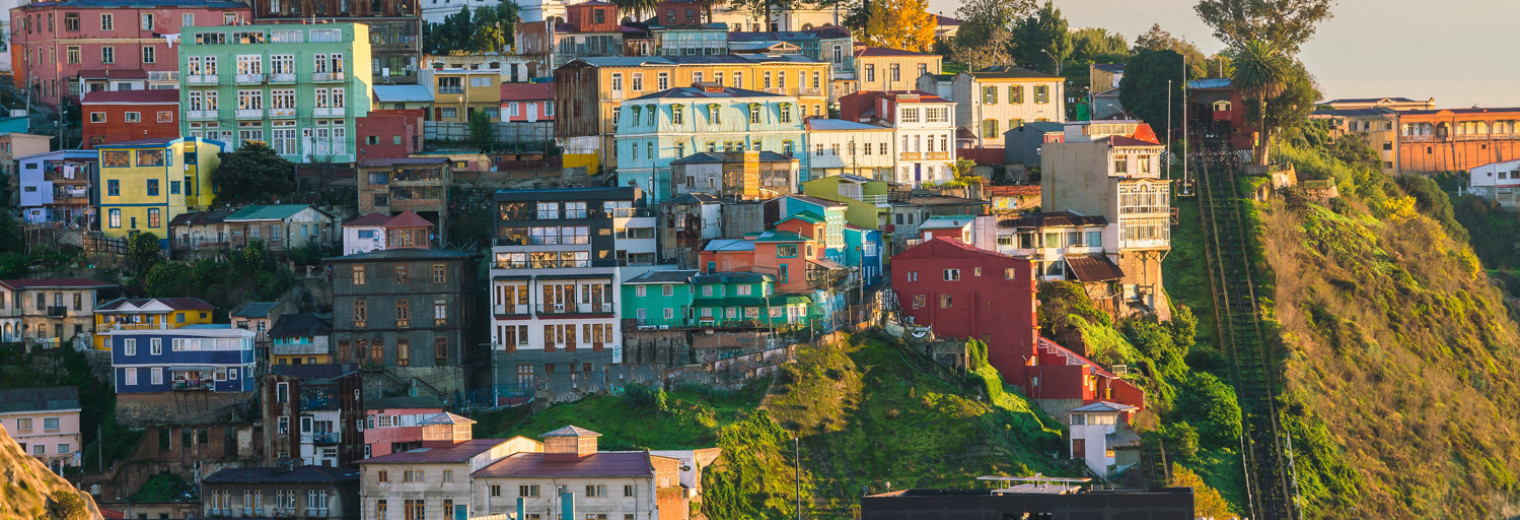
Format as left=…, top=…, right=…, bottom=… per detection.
left=1040, top=48, right=1062, bottom=76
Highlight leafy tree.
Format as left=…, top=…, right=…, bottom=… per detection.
left=1229, top=40, right=1293, bottom=165
left=1009, top=2, right=1070, bottom=75
left=947, top=25, right=1013, bottom=70
left=1118, top=49, right=1186, bottom=132
left=727, top=0, right=797, bottom=33
left=1175, top=372, right=1242, bottom=446
left=1194, top=0, right=1333, bottom=54
left=1132, top=24, right=1206, bottom=78
left=1396, top=174, right=1469, bottom=243
left=212, top=141, right=295, bottom=206
left=468, top=111, right=497, bottom=150
left=470, top=3, right=518, bottom=53
left=126, top=232, right=162, bottom=276
left=144, top=262, right=193, bottom=297
left=0, top=252, right=28, bottom=279
left=1153, top=422, right=1199, bottom=461
left=954, top=0, right=1035, bottom=37
left=1254, top=60, right=1319, bottom=161
left=47, top=490, right=88, bottom=520
left=1069, top=27, right=1129, bottom=65
left=1036, top=281, right=1110, bottom=340
left=860, top=0, right=935, bottom=52
left=425, top=3, right=517, bottom=54
left=1170, top=463, right=1235, bottom=519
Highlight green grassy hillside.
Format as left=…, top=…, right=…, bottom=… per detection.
left=473, top=332, right=1074, bottom=520
left=1258, top=138, right=1520, bottom=518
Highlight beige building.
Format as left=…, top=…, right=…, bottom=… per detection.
left=0, top=386, right=82, bottom=473
left=471, top=426, right=702, bottom=520
left=1040, top=121, right=1169, bottom=316
left=0, top=278, right=118, bottom=348
left=358, top=414, right=542, bottom=520
left=926, top=67, right=1065, bottom=149
left=1321, top=96, right=1435, bottom=111
left=0, top=133, right=53, bottom=207
left=853, top=48, right=942, bottom=94
left=1309, top=107, right=1400, bottom=173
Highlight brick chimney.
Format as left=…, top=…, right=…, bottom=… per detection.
left=540, top=425, right=601, bottom=462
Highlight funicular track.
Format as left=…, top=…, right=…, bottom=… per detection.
left=1192, top=130, right=1300, bottom=520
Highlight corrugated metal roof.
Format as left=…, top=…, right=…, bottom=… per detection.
left=807, top=119, right=888, bottom=131
left=0, top=386, right=79, bottom=413
left=473, top=452, right=652, bottom=478
left=626, top=269, right=700, bottom=284
left=224, top=204, right=318, bottom=222
left=202, top=465, right=360, bottom=485
left=230, top=301, right=280, bottom=318
left=358, top=439, right=510, bottom=464
left=267, top=312, right=332, bottom=338
left=372, top=84, right=435, bottom=103
left=541, top=425, right=600, bottom=438
left=1065, top=253, right=1125, bottom=282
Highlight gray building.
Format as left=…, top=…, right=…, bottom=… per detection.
left=202, top=462, right=362, bottom=519
left=860, top=487, right=1194, bottom=520
left=326, top=248, right=480, bottom=378
left=1003, top=121, right=1066, bottom=167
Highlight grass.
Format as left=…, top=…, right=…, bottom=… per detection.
left=1162, top=197, right=1221, bottom=355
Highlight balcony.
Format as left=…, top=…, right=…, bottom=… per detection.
left=313, top=72, right=346, bottom=82
left=236, top=109, right=265, bottom=119
left=46, top=306, right=66, bottom=318
left=271, top=107, right=297, bottom=117
left=312, top=431, right=340, bottom=444
left=925, top=151, right=951, bottom=160
left=899, top=152, right=922, bottom=161
left=304, top=508, right=331, bottom=517
left=437, top=86, right=464, bottom=95
left=186, top=110, right=217, bottom=120
left=235, top=73, right=267, bottom=84
left=147, top=70, right=179, bottom=82
left=269, top=73, right=296, bottom=83
left=172, top=379, right=214, bottom=391
left=536, top=302, right=615, bottom=315
left=271, top=342, right=328, bottom=357
left=314, top=107, right=344, bottom=117
left=98, top=321, right=168, bottom=333
left=186, top=75, right=219, bottom=85
left=496, top=304, right=530, bottom=316
left=799, top=87, right=821, bottom=96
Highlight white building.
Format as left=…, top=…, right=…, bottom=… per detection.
left=805, top=119, right=895, bottom=180
left=928, top=67, right=1065, bottom=149
left=490, top=187, right=658, bottom=390
left=838, top=90, right=957, bottom=187
left=1469, top=158, right=1520, bottom=208
left=358, top=425, right=542, bottom=520
left=1067, top=401, right=1138, bottom=478
left=341, top=213, right=393, bottom=256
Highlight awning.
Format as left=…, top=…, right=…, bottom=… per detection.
left=807, top=258, right=848, bottom=270
left=1065, top=253, right=1125, bottom=282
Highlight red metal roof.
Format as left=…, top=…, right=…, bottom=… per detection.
left=985, top=185, right=1040, bottom=198
left=344, top=213, right=393, bottom=226
left=82, top=89, right=179, bottom=105
left=473, top=452, right=653, bottom=478
left=500, top=83, right=553, bottom=102
left=384, top=211, right=435, bottom=228
left=358, top=439, right=509, bottom=464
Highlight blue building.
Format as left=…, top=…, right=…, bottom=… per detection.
left=109, top=325, right=257, bottom=393
left=844, top=225, right=883, bottom=287
left=614, top=85, right=807, bottom=203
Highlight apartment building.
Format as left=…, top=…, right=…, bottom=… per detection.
left=1040, top=121, right=1169, bottom=315
left=92, top=296, right=215, bottom=350
left=327, top=248, right=479, bottom=376
left=107, top=324, right=258, bottom=393
left=0, top=386, right=82, bottom=473
left=470, top=426, right=691, bottom=520
left=926, top=67, right=1064, bottom=149
left=614, top=84, right=807, bottom=202
left=489, top=187, right=656, bottom=389
left=420, top=68, right=501, bottom=123
left=0, top=278, right=117, bottom=347
left=202, top=463, right=361, bottom=520
left=837, top=90, right=957, bottom=187
left=356, top=159, right=451, bottom=237
left=269, top=312, right=333, bottom=366
left=852, top=47, right=940, bottom=94
left=805, top=119, right=894, bottom=180
left=1396, top=107, right=1520, bottom=173
left=358, top=425, right=543, bottom=520
left=1308, top=107, right=1398, bottom=173
left=9, top=0, right=250, bottom=107
left=248, top=0, right=421, bottom=84
left=95, top=136, right=224, bottom=243
left=263, top=364, right=364, bottom=467
left=553, top=54, right=831, bottom=171
left=178, top=23, right=373, bottom=164
left=80, top=89, right=181, bottom=148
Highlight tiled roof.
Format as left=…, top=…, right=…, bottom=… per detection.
left=81, top=89, right=179, bottom=105
left=998, top=211, right=1107, bottom=228
left=0, top=278, right=116, bottom=290
left=703, top=239, right=755, bottom=252
left=203, top=465, right=360, bottom=484
left=501, top=83, right=552, bottom=102
left=542, top=425, right=601, bottom=438
left=384, top=211, right=435, bottom=228
left=474, top=452, right=652, bottom=478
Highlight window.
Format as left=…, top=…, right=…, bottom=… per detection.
left=276, top=382, right=289, bottom=402
left=749, top=104, right=760, bottom=124
left=108, top=209, right=121, bottom=228
left=490, top=485, right=502, bottom=497
left=90, top=112, right=105, bottom=123
left=586, top=484, right=606, bottom=497
left=352, top=266, right=367, bottom=285
left=141, top=45, right=155, bottom=64
left=66, top=46, right=79, bottom=64
left=100, top=46, right=114, bottom=64
left=395, top=299, right=410, bottom=328
left=432, top=263, right=447, bottom=283
left=1113, top=156, right=1127, bottom=174
left=943, top=269, right=960, bottom=281
left=632, top=73, right=643, bottom=91
left=520, top=485, right=541, bottom=497
left=146, top=179, right=159, bottom=196
left=777, top=244, right=797, bottom=258
left=1035, top=85, right=1050, bottom=104
left=940, top=294, right=953, bottom=308
left=352, top=300, right=367, bottom=327
left=1005, top=268, right=1018, bottom=280
left=982, top=119, right=999, bottom=138
left=124, top=338, right=137, bottom=356
left=100, top=13, right=113, bottom=30
left=982, top=86, right=997, bottom=104
left=43, top=417, right=59, bottom=431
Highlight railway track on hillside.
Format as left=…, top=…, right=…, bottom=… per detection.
left=1192, top=131, right=1300, bottom=520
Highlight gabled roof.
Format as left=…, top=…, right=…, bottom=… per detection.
left=966, top=66, right=1061, bottom=80
left=421, top=412, right=477, bottom=426
left=542, top=425, right=601, bottom=438
left=918, top=215, right=976, bottom=230
left=1323, top=96, right=1419, bottom=104
left=1070, top=401, right=1138, bottom=413
left=895, top=237, right=1019, bottom=261
left=501, top=83, right=553, bottom=102
left=703, top=239, right=755, bottom=252
left=344, top=213, right=393, bottom=227
left=473, top=452, right=653, bottom=478
left=225, top=204, right=324, bottom=222
left=96, top=297, right=215, bottom=313
left=1091, top=63, right=1124, bottom=73
left=0, top=278, right=116, bottom=290
left=998, top=211, right=1107, bottom=228
left=855, top=47, right=938, bottom=58
left=358, top=439, right=511, bottom=464
left=779, top=212, right=824, bottom=225
left=268, top=312, right=332, bottom=338
left=1003, top=121, right=1066, bottom=135
left=384, top=211, right=435, bottom=228
left=230, top=301, right=280, bottom=319
left=626, top=269, right=700, bottom=284
left=169, top=210, right=233, bottom=227
left=373, top=84, right=435, bottom=103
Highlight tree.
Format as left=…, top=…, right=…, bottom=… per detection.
left=1169, top=463, right=1235, bottom=519
left=1036, top=281, right=1110, bottom=340
left=727, top=0, right=798, bottom=32
left=470, top=2, right=519, bottom=53
left=468, top=111, right=497, bottom=150
left=611, top=0, right=657, bottom=22
left=212, top=141, right=295, bottom=206
left=1175, top=372, right=1242, bottom=446
left=1009, top=2, right=1071, bottom=75
left=1194, top=0, right=1332, bottom=55
left=1069, top=27, right=1129, bottom=65
left=1118, top=49, right=1186, bottom=132
left=947, top=25, right=1013, bottom=70
left=859, top=0, right=935, bottom=52
left=954, top=0, right=1035, bottom=37
left=1229, top=39, right=1293, bottom=165
left=1132, top=24, right=1206, bottom=78
left=126, top=232, right=162, bottom=276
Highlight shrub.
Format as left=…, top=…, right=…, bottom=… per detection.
left=1174, top=372, right=1243, bottom=448
left=623, top=383, right=669, bottom=413
left=47, top=490, right=87, bottom=520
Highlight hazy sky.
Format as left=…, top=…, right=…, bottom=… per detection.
left=922, top=0, right=1520, bottom=108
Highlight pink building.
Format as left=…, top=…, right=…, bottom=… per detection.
left=10, top=0, right=251, bottom=108
left=0, top=386, right=82, bottom=474
left=500, top=83, right=554, bottom=122
left=361, top=396, right=447, bottom=459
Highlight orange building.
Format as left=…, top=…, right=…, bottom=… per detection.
left=80, top=90, right=181, bottom=149
left=1396, top=107, right=1520, bottom=173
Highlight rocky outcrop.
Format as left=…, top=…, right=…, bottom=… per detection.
left=0, top=423, right=103, bottom=520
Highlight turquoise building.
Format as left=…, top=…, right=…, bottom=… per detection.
left=178, top=23, right=374, bottom=164
left=614, top=85, right=808, bottom=203
left=622, top=270, right=699, bottom=328
left=691, top=272, right=813, bottom=328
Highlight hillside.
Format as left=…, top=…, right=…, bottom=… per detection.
left=473, top=332, right=1075, bottom=520
left=0, top=424, right=102, bottom=520
left=1257, top=140, right=1520, bottom=518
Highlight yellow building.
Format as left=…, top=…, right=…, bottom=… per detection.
left=420, top=69, right=503, bottom=123
left=553, top=55, right=833, bottom=170
left=852, top=47, right=942, bottom=94
left=92, top=297, right=216, bottom=350
left=97, top=137, right=224, bottom=243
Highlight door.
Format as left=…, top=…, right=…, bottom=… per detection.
left=914, top=163, right=922, bottom=182
left=527, top=103, right=538, bottom=122
left=1072, top=438, right=1085, bottom=458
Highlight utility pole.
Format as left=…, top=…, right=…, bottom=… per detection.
left=1182, top=58, right=1189, bottom=191
left=794, top=436, right=802, bottom=520
left=1166, top=79, right=1172, bottom=173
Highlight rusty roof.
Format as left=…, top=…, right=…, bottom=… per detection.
left=1065, top=253, right=1124, bottom=282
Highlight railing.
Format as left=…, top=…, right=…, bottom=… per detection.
left=269, top=73, right=296, bottom=83
left=271, top=107, right=297, bottom=117
left=235, top=73, right=267, bottom=84
left=304, top=508, right=331, bottom=517
left=271, top=343, right=328, bottom=356
left=186, top=110, right=217, bottom=120
left=496, top=304, right=530, bottom=315
left=312, top=431, right=340, bottom=444
left=314, top=72, right=346, bottom=82
left=46, top=306, right=67, bottom=318
left=437, top=86, right=464, bottom=95
left=98, top=321, right=169, bottom=332
left=858, top=193, right=888, bottom=205
left=314, top=107, right=344, bottom=117
left=236, top=109, right=265, bottom=119
left=172, top=379, right=214, bottom=391
left=186, top=75, right=218, bottom=85
left=926, top=151, right=951, bottom=160
left=536, top=303, right=614, bottom=314
left=799, top=87, right=821, bottom=96
left=899, top=152, right=922, bottom=161
left=148, top=70, right=179, bottom=82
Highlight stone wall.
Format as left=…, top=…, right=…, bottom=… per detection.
left=623, top=329, right=691, bottom=367
left=115, top=392, right=260, bottom=428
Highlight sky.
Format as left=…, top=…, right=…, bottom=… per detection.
left=922, top=0, right=1520, bottom=108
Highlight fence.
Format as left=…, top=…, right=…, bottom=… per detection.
left=424, top=121, right=555, bottom=144
left=82, top=232, right=127, bottom=255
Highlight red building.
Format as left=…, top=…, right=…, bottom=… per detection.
left=80, top=89, right=180, bottom=148
left=355, top=109, right=424, bottom=160
left=501, top=83, right=554, bottom=123
left=10, top=0, right=250, bottom=108
left=892, top=237, right=1145, bottom=412
left=1186, top=78, right=1256, bottom=152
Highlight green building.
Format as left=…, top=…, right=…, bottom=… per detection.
left=622, top=269, right=699, bottom=328
left=691, top=272, right=813, bottom=328
left=178, top=23, right=374, bottom=164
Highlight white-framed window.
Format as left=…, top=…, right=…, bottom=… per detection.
left=100, top=46, right=114, bottom=64
left=271, top=54, right=293, bottom=74
left=124, top=112, right=141, bottom=123
left=124, top=338, right=136, bottom=356
left=124, top=367, right=137, bottom=386
left=151, top=367, right=163, bottom=385
left=150, top=338, right=162, bottom=355
left=141, top=46, right=155, bottom=64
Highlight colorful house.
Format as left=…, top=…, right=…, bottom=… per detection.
left=179, top=23, right=374, bottom=163
left=0, top=278, right=119, bottom=349
left=80, top=90, right=182, bottom=148
left=501, top=83, right=555, bottom=123
left=362, top=395, right=448, bottom=459
left=268, top=312, right=333, bottom=366
left=108, top=324, right=257, bottom=393
left=96, top=136, right=224, bottom=243
left=843, top=226, right=883, bottom=287
left=928, top=67, right=1065, bottom=149
left=17, top=150, right=97, bottom=228
left=691, top=272, right=812, bottom=328
left=852, top=47, right=941, bottom=94
left=421, top=68, right=502, bottom=123
left=614, top=84, right=807, bottom=202
left=621, top=269, right=698, bottom=328
left=92, top=297, right=215, bottom=350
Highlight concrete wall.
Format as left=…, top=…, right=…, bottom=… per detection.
left=115, top=392, right=260, bottom=428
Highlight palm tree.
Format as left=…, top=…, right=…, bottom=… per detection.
left=611, top=0, right=658, bottom=22
left=1229, top=39, right=1291, bottom=166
